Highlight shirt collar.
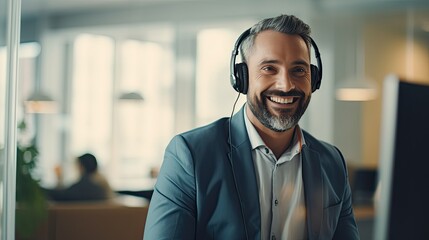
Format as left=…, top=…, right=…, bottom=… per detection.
left=244, top=106, right=306, bottom=153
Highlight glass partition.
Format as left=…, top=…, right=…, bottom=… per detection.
left=0, top=2, right=6, bottom=237
left=0, top=0, right=21, bottom=239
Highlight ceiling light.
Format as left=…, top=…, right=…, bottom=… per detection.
left=118, top=92, right=144, bottom=101
left=336, top=79, right=378, bottom=102
left=24, top=91, right=57, bottom=113
left=336, top=22, right=378, bottom=102
left=336, top=87, right=377, bottom=101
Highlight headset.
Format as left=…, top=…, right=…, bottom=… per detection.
left=230, top=28, right=323, bottom=94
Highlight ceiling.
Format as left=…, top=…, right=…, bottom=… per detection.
left=16, top=0, right=429, bottom=32
left=19, top=0, right=429, bottom=18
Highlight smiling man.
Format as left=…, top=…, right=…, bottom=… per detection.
left=144, top=15, right=359, bottom=240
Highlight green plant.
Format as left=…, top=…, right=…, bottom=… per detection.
left=15, top=121, right=47, bottom=239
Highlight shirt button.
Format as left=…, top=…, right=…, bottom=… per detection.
left=265, top=148, right=269, bottom=154
left=274, top=199, right=278, bottom=205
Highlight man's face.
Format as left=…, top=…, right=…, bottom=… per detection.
left=246, top=30, right=312, bottom=132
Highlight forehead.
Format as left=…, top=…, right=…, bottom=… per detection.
left=248, top=30, right=310, bottom=63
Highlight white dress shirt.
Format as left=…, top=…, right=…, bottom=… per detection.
left=244, top=108, right=307, bottom=240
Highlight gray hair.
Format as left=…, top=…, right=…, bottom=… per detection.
left=240, top=14, right=311, bottom=62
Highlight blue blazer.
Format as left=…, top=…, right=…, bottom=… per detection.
left=144, top=107, right=359, bottom=240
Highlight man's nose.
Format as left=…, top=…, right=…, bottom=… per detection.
left=275, top=71, right=295, bottom=91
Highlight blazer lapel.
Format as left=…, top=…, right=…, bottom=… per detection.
left=302, top=145, right=323, bottom=239
left=227, top=107, right=261, bottom=239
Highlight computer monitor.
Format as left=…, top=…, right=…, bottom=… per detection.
left=374, top=74, right=429, bottom=240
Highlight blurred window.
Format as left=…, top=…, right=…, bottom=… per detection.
left=195, top=28, right=246, bottom=126
left=71, top=34, right=114, bottom=171
left=114, top=39, right=174, bottom=189
left=71, top=35, right=174, bottom=190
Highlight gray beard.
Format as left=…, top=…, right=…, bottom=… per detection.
left=248, top=95, right=310, bottom=132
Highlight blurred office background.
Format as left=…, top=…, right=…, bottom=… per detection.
left=1, top=0, right=429, bottom=239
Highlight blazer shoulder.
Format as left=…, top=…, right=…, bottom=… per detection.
left=302, top=130, right=337, bottom=152
left=303, top=130, right=347, bottom=173
left=180, top=117, right=229, bottom=144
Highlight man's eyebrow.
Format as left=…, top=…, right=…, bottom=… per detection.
left=258, top=59, right=280, bottom=65
left=291, top=59, right=310, bottom=66
left=258, top=59, right=310, bottom=66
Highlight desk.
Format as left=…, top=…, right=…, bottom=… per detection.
left=17, top=197, right=149, bottom=240
left=116, top=189, right=154, bottom=201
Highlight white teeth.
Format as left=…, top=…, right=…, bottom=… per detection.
left=270, top=96, right=293, bottom=104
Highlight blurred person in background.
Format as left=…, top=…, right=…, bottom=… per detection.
left=44, top=153, right=115, bottom=202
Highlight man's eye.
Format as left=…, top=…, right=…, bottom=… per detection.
left=262, top=66, right=276, bottom=72
left=292, top=68, right=307, bottom=77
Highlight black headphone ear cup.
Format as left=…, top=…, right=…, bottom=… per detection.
left=310, top=64, right=321, bottom=92
left=235, top=63, right=249, bottom=94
